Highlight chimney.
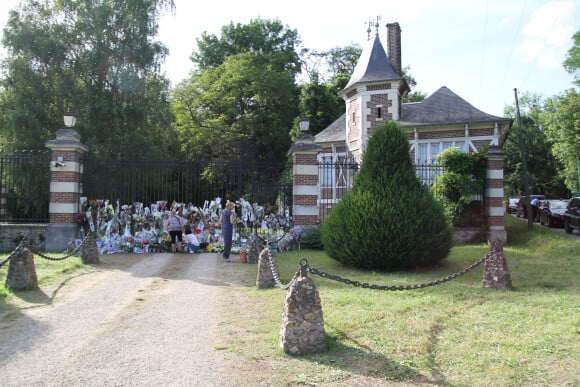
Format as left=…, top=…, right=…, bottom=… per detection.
left=386, top=22, right=402, bottom=76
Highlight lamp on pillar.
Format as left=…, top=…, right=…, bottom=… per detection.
left=299, top=116, right=310, bottom=133
left=63, top=111, right=76, bottom=128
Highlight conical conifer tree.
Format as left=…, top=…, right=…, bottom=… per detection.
left=321, top=121, right=451, bottom=271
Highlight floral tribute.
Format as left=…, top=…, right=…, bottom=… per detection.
left=76, top=197, right=293, bottom=255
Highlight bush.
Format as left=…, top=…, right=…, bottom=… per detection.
left=321, top=121, right=452, bottom=271
left=433, top=147, right=487, bottom=226
left=300, top=227, right=323, bottom=250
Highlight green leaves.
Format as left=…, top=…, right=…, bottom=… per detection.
left=321, top=121, right=451, bottom=271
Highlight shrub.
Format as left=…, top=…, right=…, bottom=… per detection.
left=321, top=121, right=452, bottom=271
left=433, top=147, right=487, bottom=226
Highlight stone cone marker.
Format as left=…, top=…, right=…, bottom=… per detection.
left=80, top=234, right=100, bottom=264
left=280, top=275, right=326, bottom=355
left=256, top=247, right=276, bottom=289
left=483, top=239, right=512, bottom=289
left=6, top=247, right=38, bottom=290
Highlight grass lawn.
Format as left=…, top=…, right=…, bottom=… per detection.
left=1, top=216, right=578, bottom=385
left=215, top=216, right=579, bottom=386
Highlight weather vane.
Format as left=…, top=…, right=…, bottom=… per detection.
left=366, top=16, right=382, bottom=40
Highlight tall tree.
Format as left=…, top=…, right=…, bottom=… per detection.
left=175, top=18, right=301, bottom=163
left=1, top=0, right=176, bottom=159
left=541, top=89, right=580, bottom=193
left=503, top=93, right=569, bottom=198
left=563, top=30, right=580, bottom=86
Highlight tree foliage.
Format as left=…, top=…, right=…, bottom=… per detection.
left=433, top=147, right=486, bottom=226
left=503, top=93, right=569, bottom=198
left=174, top=18, right=300, bottom=163
left=541, top=89, right=580, bottom=193
left=564, top=30, right=580, bottom=86
left=321, top=121, right=451, bottom=271
left=0, top=0, right=176, bottom=159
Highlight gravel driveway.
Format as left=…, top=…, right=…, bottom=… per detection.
left=0, top=252, right=231, bottom=386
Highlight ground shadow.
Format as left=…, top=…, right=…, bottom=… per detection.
left=297, top=325, right=443, bottom=385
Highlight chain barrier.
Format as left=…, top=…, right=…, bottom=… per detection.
left=266, top=246, right=300, bottom=290
left=300, top=250, right=494, bottom=291
left=0, top=233, right=92, bottom=268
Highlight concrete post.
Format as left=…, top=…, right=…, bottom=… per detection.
left=486, top=146, right=507, bottom=243
left=44, top=129, right=88, bottom=251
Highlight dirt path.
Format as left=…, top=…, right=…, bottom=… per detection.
left=0, top=252, right=231, bottom=386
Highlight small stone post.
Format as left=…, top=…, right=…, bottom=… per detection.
left=80, top=234, right=100, bottom=264
left=5, top=247, right=38, bottom=290
left=247, top=234, right=264, bottom=264
left=483, top=239, right=512, bottom=289
left=256, top=247, right=276, bottom=289
left=280, top=269, right=326, bottom=355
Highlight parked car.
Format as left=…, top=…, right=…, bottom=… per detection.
left=505, top=196, right=521, bottom=214
left=539, top=199, right=569, bottom=228
left=516, top=195, right=546, bottom=220
left=564, top=197, right=580, bottom=234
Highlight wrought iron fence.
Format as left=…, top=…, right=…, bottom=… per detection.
left=81, top=152, right=293, bottom=211
left=317, top=161, right=486, bottom=224
left=0, top=150, right=51, bottom=223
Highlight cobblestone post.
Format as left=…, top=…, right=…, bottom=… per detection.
left=5, top=247, right=38, bottom=290
left=80, top=234, right=100, bottom=264
left=280, top=271, right=326, bottom=355
left=483, top=239, right=512, bottom=289
left=256, top=247, right=276, bottom=289
left=247, top=235, right=263, bottom=264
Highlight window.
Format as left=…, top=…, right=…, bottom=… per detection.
left=319, top=153, right=356, bottom=203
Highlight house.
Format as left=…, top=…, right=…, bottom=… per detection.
left=289, top=22, right=512, bottom=243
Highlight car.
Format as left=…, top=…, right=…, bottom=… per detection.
left=564, top=197, right=580, bottom=234
left=505, top=196, right=521, bottom=214
left=538, top=199, right=569, bottom=228
left=516, top=195, right=546, bottom=220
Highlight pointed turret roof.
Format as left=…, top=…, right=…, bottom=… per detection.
left=399, top=86, right=510, bottom=126
left=342, top=34, right=401, bottom=90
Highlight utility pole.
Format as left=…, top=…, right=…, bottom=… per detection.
left=514, top=88, right=533, bottom=230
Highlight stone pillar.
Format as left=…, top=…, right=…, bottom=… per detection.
left=483, top=239, right=512, bottom=289
left=5, top=247, right=38, bottom=290
left=80, top=234, right=100, bottom=264
left=288, top=135, right=320, bottom=228
left=486, top=146, right=507, bottom=243
left=44, top=129, right=88, bottom=251
left=280, top=272, right=326, bottom=355
left=247, top=235, right=264, bottom=264
left=256, top=247, right=276, bottom=289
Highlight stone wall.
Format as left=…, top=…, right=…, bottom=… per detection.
left=0, top=224, right=48, bottom=253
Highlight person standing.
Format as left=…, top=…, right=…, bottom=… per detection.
left=165, top=209, right=184, bottom=253
left=218, top=201, right=235, bottom=262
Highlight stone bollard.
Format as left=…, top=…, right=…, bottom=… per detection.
left=80, top=234, right=100, bottom=264
left=5, top=247, right=38, bottom=290
left=247, top=235, right=264, bottom=264
left=256, top=247, right=276, bottom=289
left=280, top=272, right=326, bottom=355
left=483, top=239, right=512, bottom=289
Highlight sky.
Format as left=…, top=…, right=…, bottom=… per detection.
left=1, top=0, right=579, bottom=116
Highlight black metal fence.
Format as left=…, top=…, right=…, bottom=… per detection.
left=81, top=152, right=293, bottom=211
left=0, top=150, right=51, bottom=223
left=317, top=161, right=486, bottom=223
